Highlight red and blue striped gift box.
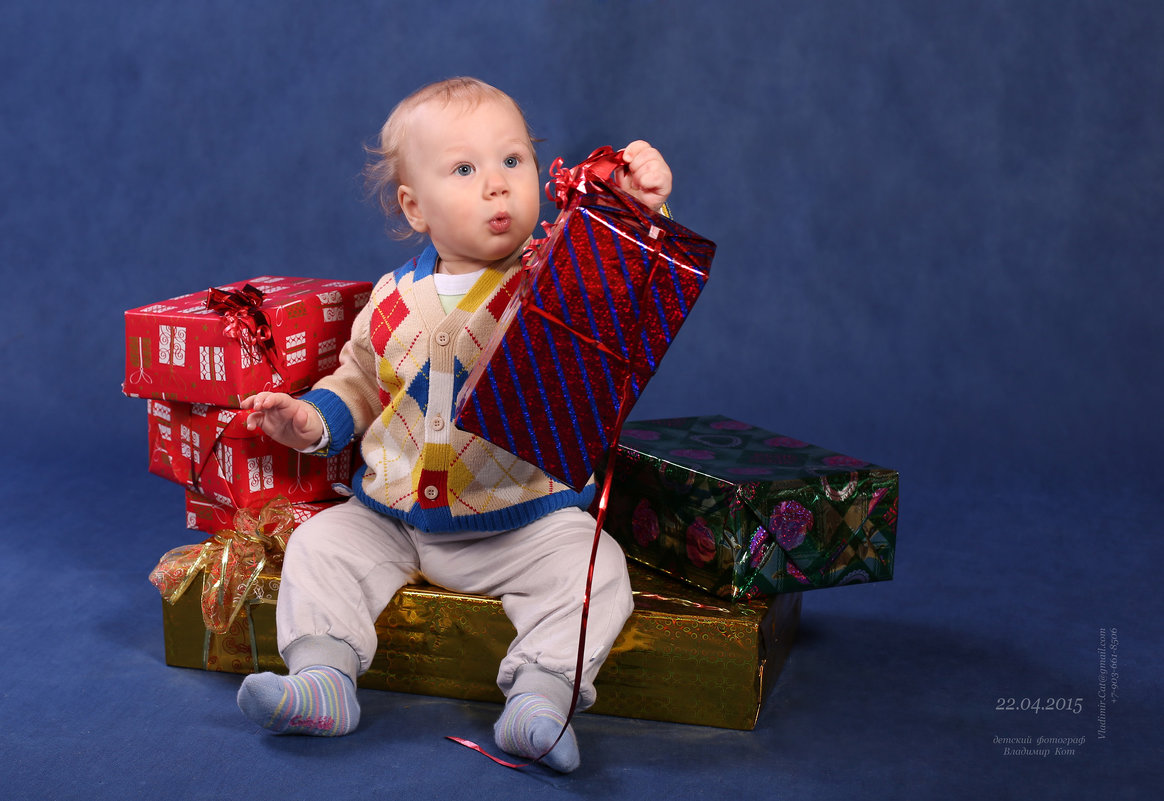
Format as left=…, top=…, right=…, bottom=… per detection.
left=454, top=148, right=716, bottom=489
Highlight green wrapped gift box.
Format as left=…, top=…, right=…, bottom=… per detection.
left=599, top=416, right=898, bottom=600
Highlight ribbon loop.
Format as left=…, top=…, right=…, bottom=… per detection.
left=149, top=497, right=295, bottom=634
left=544, top=146, right=626, bottom=208
left=205, top=283, right=280, bottom=373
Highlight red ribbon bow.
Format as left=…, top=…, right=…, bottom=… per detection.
left=524, top=147, right=636, bottom=272
left=205, top=283, right=278, bottom=370
left=544, top=146, right=627, bottom=208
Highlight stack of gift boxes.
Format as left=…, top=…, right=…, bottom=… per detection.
left=123, top=275, right=371, bottom=663
left=124, top=274, right=373, bottom=524
left=125, top=150, right=898, bottom=732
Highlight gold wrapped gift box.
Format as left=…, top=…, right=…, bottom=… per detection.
left=161, top=563, right=800, bottom=730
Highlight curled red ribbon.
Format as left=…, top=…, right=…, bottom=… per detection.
left=544, top=146, right=627, bottom=208
left=205, top=283, right=279, bottom=371
left=524, top=144, right=657, bottom=274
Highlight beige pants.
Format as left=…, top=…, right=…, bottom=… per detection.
left=276, top=497, right=633, bottom=710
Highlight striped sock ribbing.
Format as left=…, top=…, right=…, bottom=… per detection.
left=493, top=692, right=579, bottom=773
left=237, top=666, right=360, bottom=736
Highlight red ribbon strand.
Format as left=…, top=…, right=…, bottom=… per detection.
left=450, top=150, right=669, bottom=770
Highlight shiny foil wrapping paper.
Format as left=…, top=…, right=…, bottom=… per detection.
left=454, top=149, right=715, bottom=489
left=163, top=572, right=284, bottom=674
left=162, top=562, right=799, bottom=730
left=124, top=275, right=372, bottom=407
left=598, top=416, right=898, bottom=599
left=151, top=498, right=294, bottom=635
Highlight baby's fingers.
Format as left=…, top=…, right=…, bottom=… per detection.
left=244, top=391, right=277, bottom=410
left=621, top=139, right=653, bottom=163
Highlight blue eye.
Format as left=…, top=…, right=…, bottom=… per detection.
left=504, top=156, right=519, bottom=168
left=455, top=164, right=473, bottom=176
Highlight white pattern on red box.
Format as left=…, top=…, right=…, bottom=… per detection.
left=285, top=331, right=308, bottom=366
left=180, top=425, right=199, bottom=460
left=318, top=291, right=344, bottom=323
left=215, top=442, right=232, bottom=480
left=199, top=346, right=226, bottom=381
left=158, top=325, right=187, bottom=367
left=247, top=455, right=274, bottom=492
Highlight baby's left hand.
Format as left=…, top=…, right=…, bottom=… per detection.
left=617, top=140, right=672, bottom=213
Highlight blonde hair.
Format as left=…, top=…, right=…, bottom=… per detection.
left=364, top=77, right=538, bottom=238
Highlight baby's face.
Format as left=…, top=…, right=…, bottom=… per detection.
left=397, top=97, right=540, bottom=274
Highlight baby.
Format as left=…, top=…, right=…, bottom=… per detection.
left=237, top=77, right=672, bottom=772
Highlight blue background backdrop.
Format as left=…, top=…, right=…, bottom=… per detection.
left=2, top=1, right=1160, bottom=798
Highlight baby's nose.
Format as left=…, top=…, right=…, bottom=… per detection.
left=484, top=168, right=510, bottom=195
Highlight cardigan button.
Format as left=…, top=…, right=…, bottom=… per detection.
left=435, top=331, right=451, bottom=346
left=423, top=485, right=439, bottom=500
left=431, top=416, right=445, bottom=431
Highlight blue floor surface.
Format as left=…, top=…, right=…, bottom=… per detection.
left=3, top=2, right=1162, bottom=798
left=2, top=437, right=1159, bottom=800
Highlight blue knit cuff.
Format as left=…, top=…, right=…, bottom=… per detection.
left=300, top=388, right=355, bottom=457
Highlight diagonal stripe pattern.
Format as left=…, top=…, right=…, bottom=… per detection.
left=455, top=188, right=715, bottom=489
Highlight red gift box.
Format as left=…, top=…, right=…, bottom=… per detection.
left=148, top=399, right=356, bottom=507
left=184, top=489, right=343, bottom=535
left=124, top=275, right=373, bottom=407
left=453, top=148, right=715, bottom=489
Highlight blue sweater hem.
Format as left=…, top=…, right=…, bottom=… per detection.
left=350, top=466, right=597, bottom=534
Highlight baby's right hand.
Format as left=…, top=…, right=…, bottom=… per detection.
left=241, top=392, right=324, bottom=451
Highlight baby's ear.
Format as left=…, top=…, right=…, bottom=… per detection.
left=396, top=185, right=428, bottom=234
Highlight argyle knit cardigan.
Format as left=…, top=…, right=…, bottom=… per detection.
left=302, top=245, right=594, bottom=533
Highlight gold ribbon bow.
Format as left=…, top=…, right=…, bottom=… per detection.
left=149, top=497, right=294, bottom=634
